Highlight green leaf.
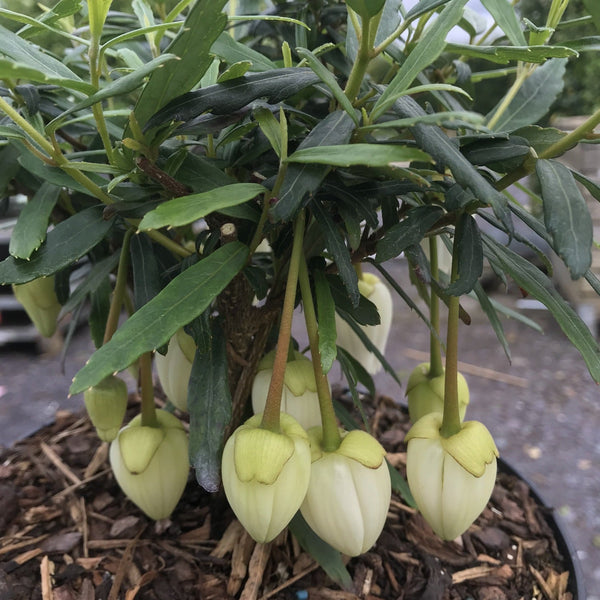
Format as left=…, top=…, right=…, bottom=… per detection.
left=9, top=183, right=59, bottom=260
left=445, top=43, right=576, bottom=64
left=88, top=0, right=112, bottom=40
left=314, top=269, right=337, bottom=374
left=337, top=347, right=375, bottom=415
left=387, top=459, right=416, bottom=507
left=130, top=234, right=165, bottom=311
left=138, top=183, right=265, bottom=230
left=583, top=0, right=600, bottom=32
left=327, top=273, right=380, bottom=326
left=460, top=135, right=531, bottom=173
left=253, top=107, right=282, bottom=158
left=486, top=59, right=567, bottom=132
left=287, top=143, right=430, bottom=167
left=472, top=281, right=511, bottom=362
left=405, top=0, right=451, bottom=20
left=288, top=512, right=353, bottom=591
left=446, top=213, right=483, bottom=296
left=89, top=276, right=111, bottom=349
left=560, top=36, right=600, bottom=52
left=512, top=125, right=572, bottom=156
left=376, top=205, right=444, bottom=263
left=211, top=31, right=277, bottom=72
left=483, top=236, right=600, bottom=383
left=69, top=242, right=249, bottom=394
left=272, top=110, right=356, bottom=222
left=0, top=207, right=113, bottom=285
left=144, top=68, right=320, bottom=131
left=217, top=61, right=253, bottom=83
left=572, top=169, right=600, bottom=202
left=132, top=0, right=228, bottom=130
left=347, top=0, right=386, bottom=18
left=188, top=316, right=231, bottom=493
left=537, top=159, right=592, bottom=280
left=372, top=0, right=468, bottom=120
left=480, top=0, right=526, bottom=46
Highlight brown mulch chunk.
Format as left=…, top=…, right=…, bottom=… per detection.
left=0, top=392, right=574, bottom=600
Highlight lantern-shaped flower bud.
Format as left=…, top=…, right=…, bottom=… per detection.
left=109, top=410, right=189, bottom=520
left=252, top=350, right=322, bottom=430
left=221, top=413, right=311, bottom=543
left=405, top=413, right=498, bottom=541
left=407, top=362, right=469, bottom=423
left=155, top=328, right=196, bottom=412
left=12, top=276, right=61, bottom=338
left=300, top=428, right=391, bottom=556
left=84, top=375, right=128, bottom=442
left=335, top=273, right=392, bottom=374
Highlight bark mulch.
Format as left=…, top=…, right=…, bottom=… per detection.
left=0, top=390, right=575, bottom=600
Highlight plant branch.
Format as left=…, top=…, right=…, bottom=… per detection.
left=428, top=236, right=443, bottom=378
left=139, top=352, right=158, bottom=428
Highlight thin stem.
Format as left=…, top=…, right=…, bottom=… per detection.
left=428, top=236, right=443, bottom=378
left=103, top=228, right=134, bottom=345
left=298, top=257, right=341, bottom=452
left=486, top=65, right=532, bottom=130
left=260, top=212, right=306, bottom=432
left=540, top=105, right=600, bottom=159
left=139, top=352, right=158, bottom=428
left=440, top=233, right=461, bottom=439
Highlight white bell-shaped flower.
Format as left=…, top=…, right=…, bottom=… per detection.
left=406, top=412, right=498, bottom=540
left=300, top=428, right=391, bottom=556
left=84, top=374, right=128, bottom=442
left=12, top=276, right=61, bottom=338
left=252, top=349, right=322, bottom=430
left=110, top=409, right=189, bottom=520
left=221, top=413, right=311, bottom=543
left=335, top=273, right=392, bottom=374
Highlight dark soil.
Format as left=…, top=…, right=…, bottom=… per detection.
left=0, top=390, right=575, bottom=600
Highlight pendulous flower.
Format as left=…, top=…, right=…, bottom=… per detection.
left=252, top=349, right=322, bottom=430
left=12, top=276, right=61, bottom=338
left=110, top=409, right=189, bottom=520
left=406, top=362, right=469, bottom=423
left=84, top=374, right=128, bottom=442
left=155, top=328, right=196, bottom=412
left=405, top=412, right=498, bottom=540
left=335, top=273, right=392, bottom=374
left=300, top=428, right=391, bottom=556
left=221, top=413, right=311, bottom=543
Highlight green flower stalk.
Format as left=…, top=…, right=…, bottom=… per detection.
left=12, top=276, right=61, bottom=338
left=155, top=328, right=196, bottom=412
left=84, top=375, right=128, bottom=442
left=405, top=412, right=498, bottom=541
left=300, top=428, right=391, bottom=556
left=109, top=409, right=189, bottom=520
left=252, top=349, right=323, bottom=430
left=406, top=362, right=470, bottom=423
left=221, top=413, right=311, bottom=543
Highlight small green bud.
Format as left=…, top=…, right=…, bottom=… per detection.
left=83, top=375, right=128, bottom=442
left=252, top=350, right=322, bottom=430
left=405, top=413, right=498, bottom=540
left=406, top=362, right=470, bottom=423
left=300, top=428, right=391, bottom=556
left=109, top=410, right=189, bottom=520
left=155, top=328, right=196, bottom=412
left=221, top=413, right=311, bottom=543
left=12, top=276, right=61, bottom=338
left=335, top=273, right=392, bottom=375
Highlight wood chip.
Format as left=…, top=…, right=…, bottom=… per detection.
left=227, top=529, right=255, bottom=596
left=259, top=562, right=319, bottom=600
left=40, top=555, right=54, bottom=600
left=211, top=519, right=244, bottom=558
left=108, top=532, right=141, bottom=600
left=40, top=442, right=81, bottom=487
left=83, top=443, right=108, bottom=479
left=240, top=542, right=271, bottom=600
left=124, top=571, right=158, bottom=600
left=13, top=547, right=42, bottom=565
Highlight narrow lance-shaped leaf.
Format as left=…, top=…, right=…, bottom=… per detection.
left=537, top=159, right=592, bottom=280
left=287, top=144, right=429, bottom=167
left=88, top=0, right=113, bottom=40
left=480, top=0, right=526, bottom=46
left=314, top=269, right=337, bottom=374
left=346, top=0, right=386, bottom=19
left=129, top=233, right=163, bottom=310
left=69, top=242, right=249, bottom=394
left=446, top=213, right=483, bottom=296
left=445, top=43, right=576, bottom=64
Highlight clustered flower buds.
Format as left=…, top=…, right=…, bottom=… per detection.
left=405, top=412, right=498, bottom=540
left=301, top=428, right=391, bottom=556
left=252, top=349, right=322, bottom=430
left=335, top=273, right=392, bottom=374
left=84, top=374, right=128, bottom=442
left=407, top=362, right=470, bottom=423
left=12, top=276, right=61, bottom=338
left=221, top=413, right=311, bottom=543
left=110, top=409, right=189, bottom=520
left=155, top=328, right=196, bottom=412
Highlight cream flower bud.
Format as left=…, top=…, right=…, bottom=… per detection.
left=109, top=410, right=189, bottom=520
left=335, top=273, right=392, bottom=374
left=155, top=328, right=196, bottom=412
left=84, top=375, right=128, bottom=442
left=406, top=362, right=469, bottom=423
left=12, top=276, right=61, bottom=338
left=405, top=413, right=498, bottom=541
left=221, top=413, right=311, bottom=543
left=300, top=428, right=391, bottom=556
left=252, top=350, right=322, bottom=430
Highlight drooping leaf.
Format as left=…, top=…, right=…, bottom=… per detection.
left=89, top=275, right=111, bottom=349
left=512, top=125, right=572, bottom=156
left=188, top=316, right=231, bottom=493
left=460, top=135, right=531, bottom=172
left=9, top=183, right=59, bottom=260
left=572, top=169, right=600, bottom=202
left=327, top=273, right=380, bottom=326
left=314, top=269, right=337, bottom=374
left=287, top=144, right=429, bottom=167
left=445, top=43, right=576, bottom=64
left=217, top=61, right=253, bottom=82
left=337, top=347, right=375, bottom=415
left=130, top=233, right=164, bottom=311
left=537, top=159, right=592, bottom=280
left=69, top=242, right=249, bottom=394
left=405, top=0, right=451, bottom=20
left=480, top=0, right=526, bottom=46
left=138, top=183, right=266, bottom=230
left=211, top=31, right=276, bottom=72
left=0, top=207, right=113, bottom=284
left=446, top=213, right=483, bottom=296
left=472, top=281, right=511, bottom=362
left=253, top=106, right=282, bottom=158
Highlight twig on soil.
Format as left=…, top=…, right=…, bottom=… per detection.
left=40, top=442, right=81, bottom=486
left=240, top=541, right=272, bottom=600
left=40, top=555, right=53, bottom=600
left=108, top=529, right=144, bottom=600
left=259, top=562, right=320, bottom=600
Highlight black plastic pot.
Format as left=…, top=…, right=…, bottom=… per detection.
left=498, top=457, right=586, bottom=600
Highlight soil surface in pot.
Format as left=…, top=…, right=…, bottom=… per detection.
left=0, top=391, right=575, bottom=600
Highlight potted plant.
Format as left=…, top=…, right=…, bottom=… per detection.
left=0, top=0, right=596, bottom=596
